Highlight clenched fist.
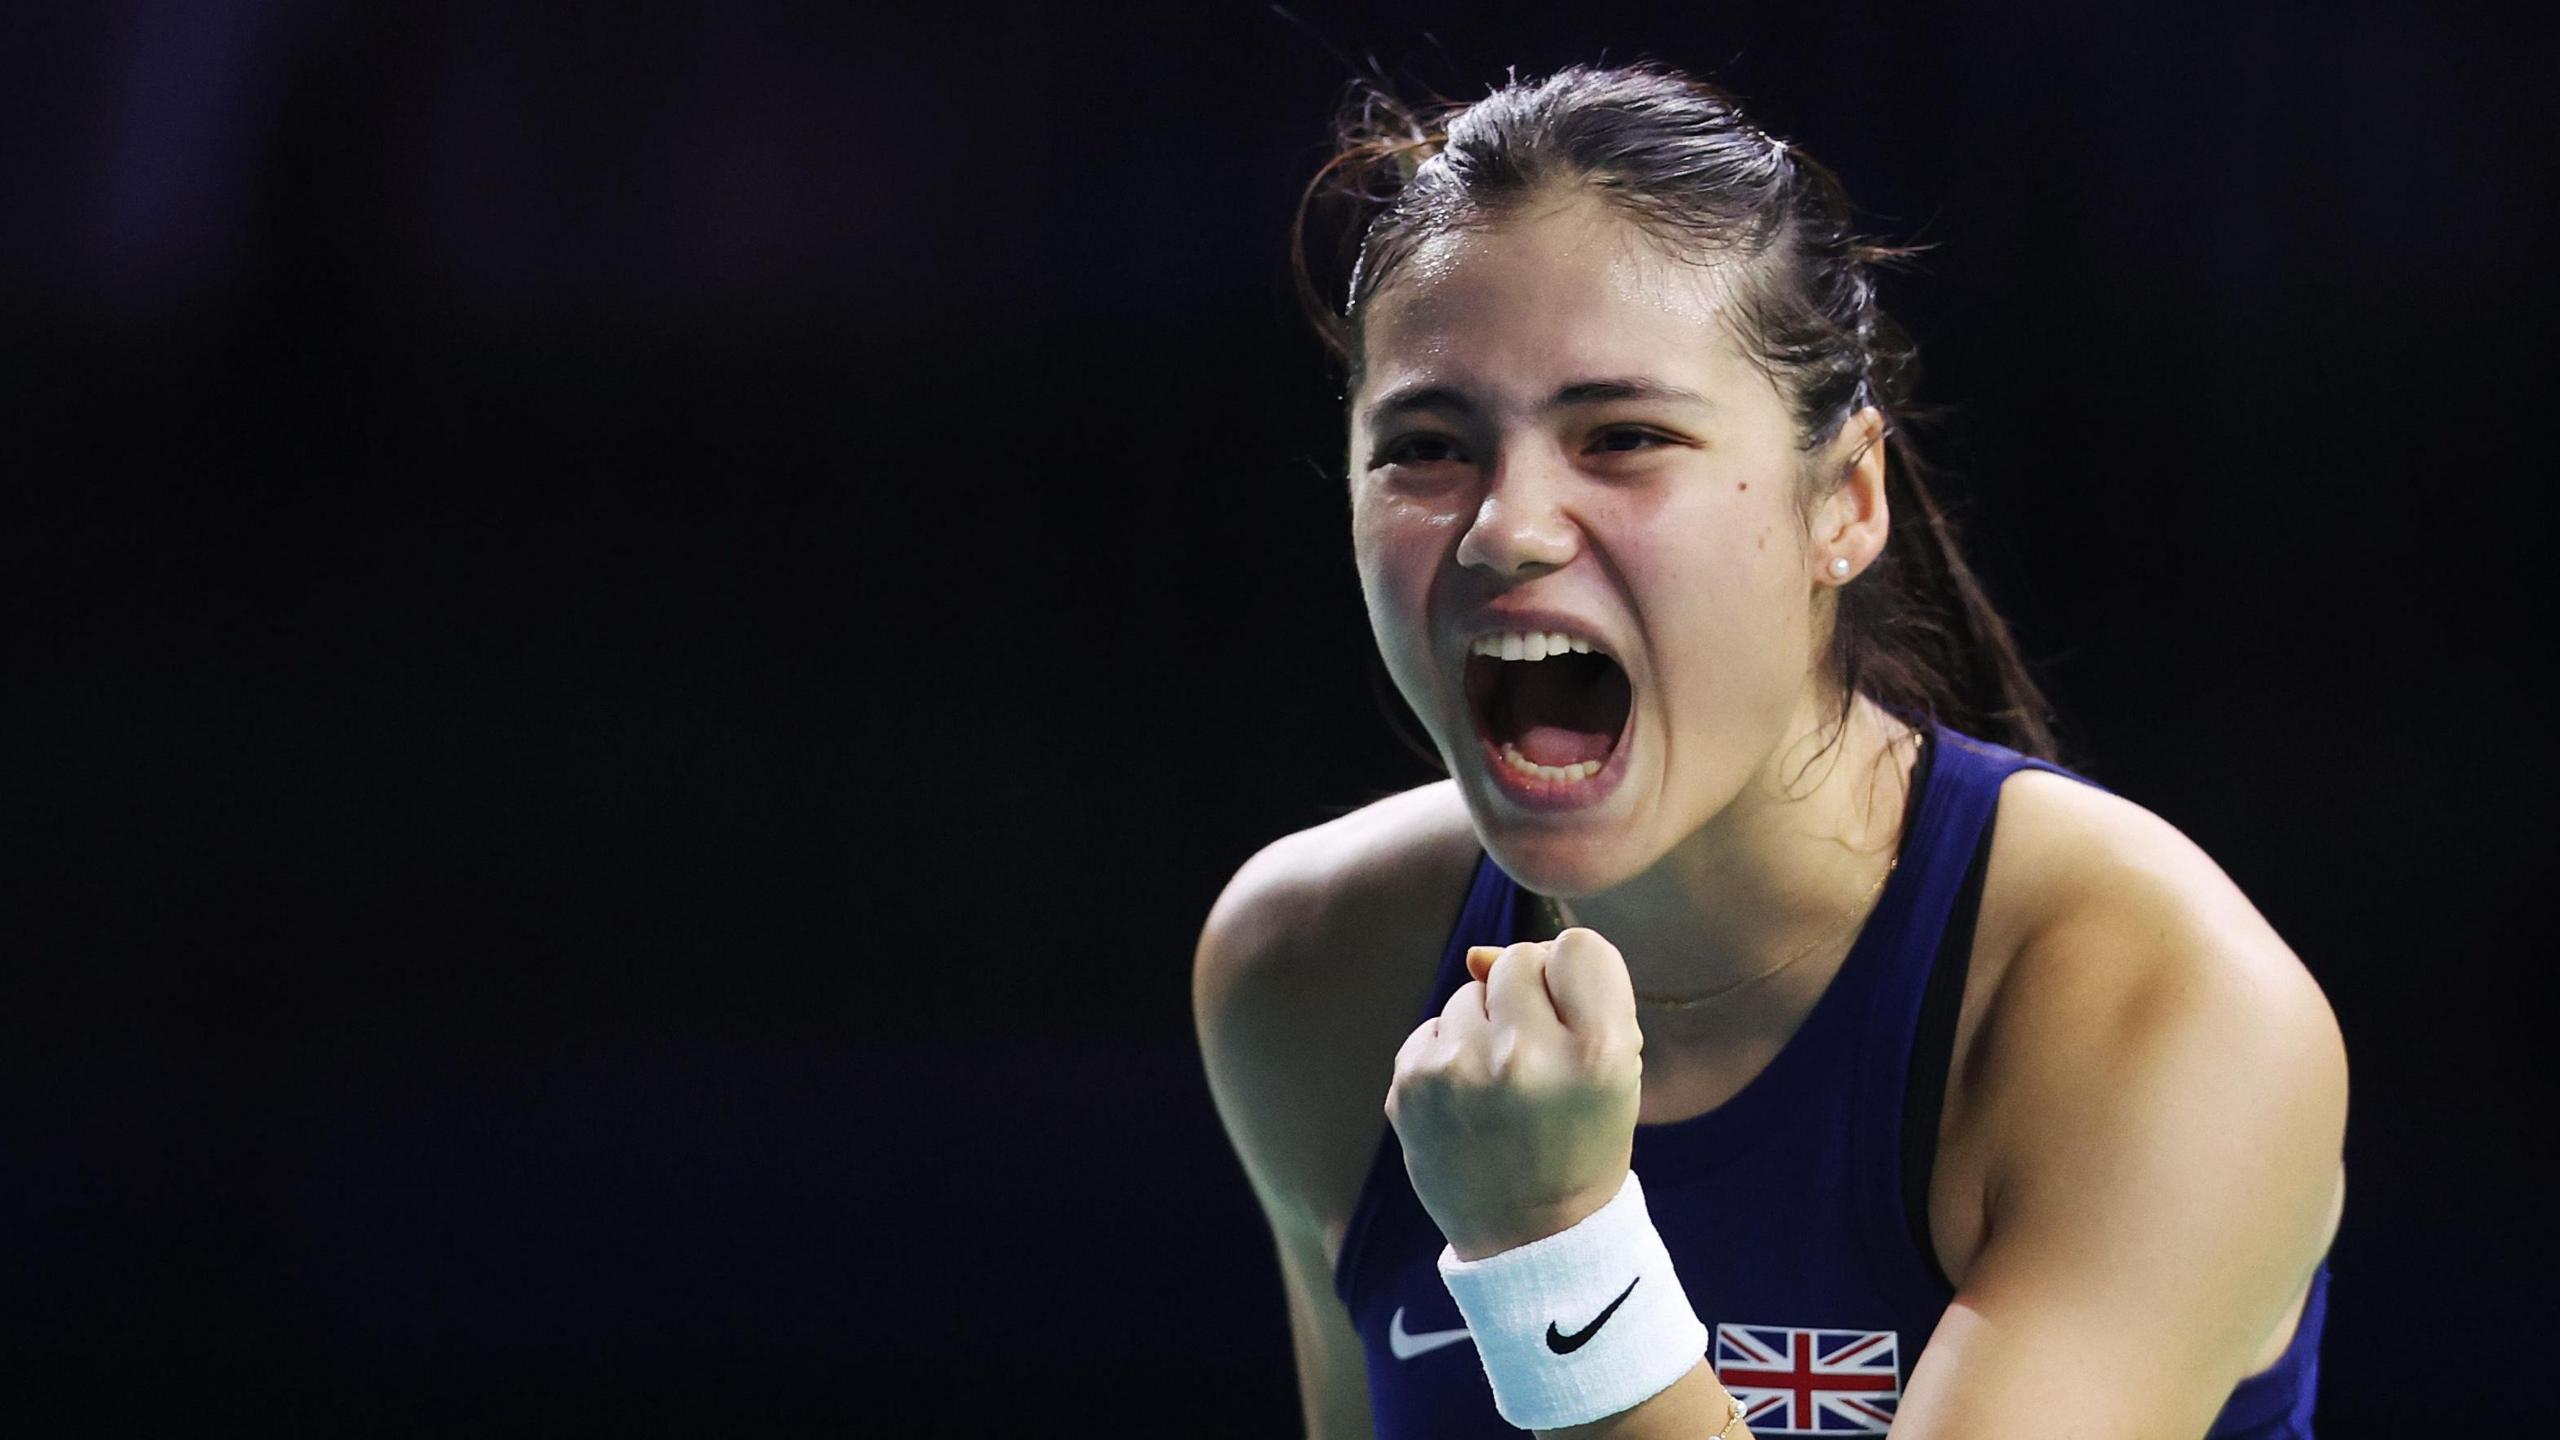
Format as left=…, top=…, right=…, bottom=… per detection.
left=1386, top=926, right=1645, bottom=1262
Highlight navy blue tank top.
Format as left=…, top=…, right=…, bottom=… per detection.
left=1332, top=720, right=2330, bottom=1437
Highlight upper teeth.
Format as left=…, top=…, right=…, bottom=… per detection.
left=1470, top=631, right=1602, bottom=662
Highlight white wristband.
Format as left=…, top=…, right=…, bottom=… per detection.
left=1436, top=1171, right=1708, bottom=1431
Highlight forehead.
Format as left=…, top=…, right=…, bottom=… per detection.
left=1354, top=192, right=1766, bottom=420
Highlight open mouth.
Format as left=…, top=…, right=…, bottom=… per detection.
left=1463, top=647, right=1635, bottom=782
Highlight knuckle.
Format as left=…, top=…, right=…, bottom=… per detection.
left=1602, top=1044, right=1644, bottom=1089
left=1554, top=1026, right=1634, bottom=1086
left=1511, top=1050, right=1571, bottom=1096
left=1443, top=979, right=1485, bottom=1017
left=1443, top=1035, right=1488, bottom=1082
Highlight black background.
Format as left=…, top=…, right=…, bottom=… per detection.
left=11, top=1, right=2553, bottom=1433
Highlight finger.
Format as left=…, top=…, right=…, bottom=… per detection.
left=1438, top=978, right=1492, bottom=1051
left=1392, top=1015, right=1441, bottom=1077
left=1465, top=945, right=1501, bottom=986
left=1386, top=1016, right=1442, bottom=1129
left=1544, top=927, right=1637, bottom=1038
left=1482, top=939, right=1568, bottom=1040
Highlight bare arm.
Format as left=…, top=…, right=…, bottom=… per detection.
left=1272, top=1213, right=1380, bottom=1440
left=1193, top=837, right=1389, bottom=1440
left=1519, top=831, right=2350, bottom=1440
left=1876, top=854, right=2348, bottom=1440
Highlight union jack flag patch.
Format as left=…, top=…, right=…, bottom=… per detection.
left=1713, top=1322, right=1903, bottom=1434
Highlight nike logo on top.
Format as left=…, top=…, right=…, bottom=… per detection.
left=1388, top=1306, right=1473, bottom=1360
left=1547, top=1276, right=1641, bottom=1355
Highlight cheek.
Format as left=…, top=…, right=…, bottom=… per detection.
left=1625, top=507, right=1810, bottom=698
left=1626, top=503, right=1792, bottom=608
left=1350, top=539, right=1449, bottom=728
left=1348, top=498, right=1400, bottom=592
left=1350, top=497, right=1442, bottom=662
left=1352, top=488, right=1450, bottom=589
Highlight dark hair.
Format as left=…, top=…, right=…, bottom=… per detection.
left=1295, top=62, right=2061, bottom=765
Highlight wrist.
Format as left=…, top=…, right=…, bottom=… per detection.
left=1444, top=1184, right=1625, bottom=1263
left=1436, top=1171, right=1709, bottom=1431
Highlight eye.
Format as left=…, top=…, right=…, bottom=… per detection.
left=1373, top=432, right=1469, bottom=469
left=1588, top=426, right=1670, bottom=454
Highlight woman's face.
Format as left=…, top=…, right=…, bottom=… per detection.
left=1348, top=190, right=1846, bottom=895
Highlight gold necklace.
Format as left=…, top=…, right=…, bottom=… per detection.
left=1536, top=850, right=1898, bottom=1009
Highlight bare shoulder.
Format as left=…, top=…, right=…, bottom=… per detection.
left=1970, top=767, right=2349, bottom=1248
left=1194, top=779, right=1478, bottom=1010
left=1889, top=768, right=2351, bottom=1427
left=1981, top=769, right=2343, bottom=1047
left=1193, top=780, right=1482, bottom=1250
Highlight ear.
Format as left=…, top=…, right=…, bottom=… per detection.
left=1810, top=406, right=1889, bottom=582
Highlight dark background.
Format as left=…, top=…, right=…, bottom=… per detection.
left=10, top=1, right=2552, bottom=1432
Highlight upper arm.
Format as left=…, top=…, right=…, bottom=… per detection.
left=1193, top=834, right=1382, bottom=1235
left=1891, top=811, right=2349, bottom=1440
left=1193, top=835, right=1390, bottom=1440
left=1273, top=1216, right=1383, bottom=1440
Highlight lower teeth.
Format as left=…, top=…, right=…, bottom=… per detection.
left=1498, top=742, right=1603, bottom=783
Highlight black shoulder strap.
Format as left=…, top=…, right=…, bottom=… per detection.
left=1901, top=798, right=1998, bottom=1296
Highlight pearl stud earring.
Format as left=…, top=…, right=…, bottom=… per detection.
left=1828, top=556, right=1851, bottom=579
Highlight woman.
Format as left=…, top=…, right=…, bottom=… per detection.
left=1194, top=63, right=2345, bottom=1440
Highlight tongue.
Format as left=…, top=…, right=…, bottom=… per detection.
left=1516, top=722, right=1614, bottom=768
left=1497, top=655, right=1631, bottom=768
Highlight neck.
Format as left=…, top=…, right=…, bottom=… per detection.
left=1547, top=693, right=1924, bottom=1033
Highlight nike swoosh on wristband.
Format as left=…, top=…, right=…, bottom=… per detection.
left=1546, top=1277, right=1641, bottom=1355
left=1388, top=1306, right=1474, bottom=1360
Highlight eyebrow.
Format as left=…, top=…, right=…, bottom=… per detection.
left=1360, top=377, right=1714, bottom=430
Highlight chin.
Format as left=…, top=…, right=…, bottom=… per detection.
left=1465, top=824, right=1628, bottom=901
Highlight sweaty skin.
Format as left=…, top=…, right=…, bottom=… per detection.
left=1199, top=180, right=2345, bottom=1440
left=1348, top=187, right=1903, bottom=1035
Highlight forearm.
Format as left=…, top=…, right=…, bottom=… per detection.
left=1539, top=1357, right=1746, bottom=1440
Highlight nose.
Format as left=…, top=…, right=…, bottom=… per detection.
left=1452, top=450, right=1579, bottom=577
